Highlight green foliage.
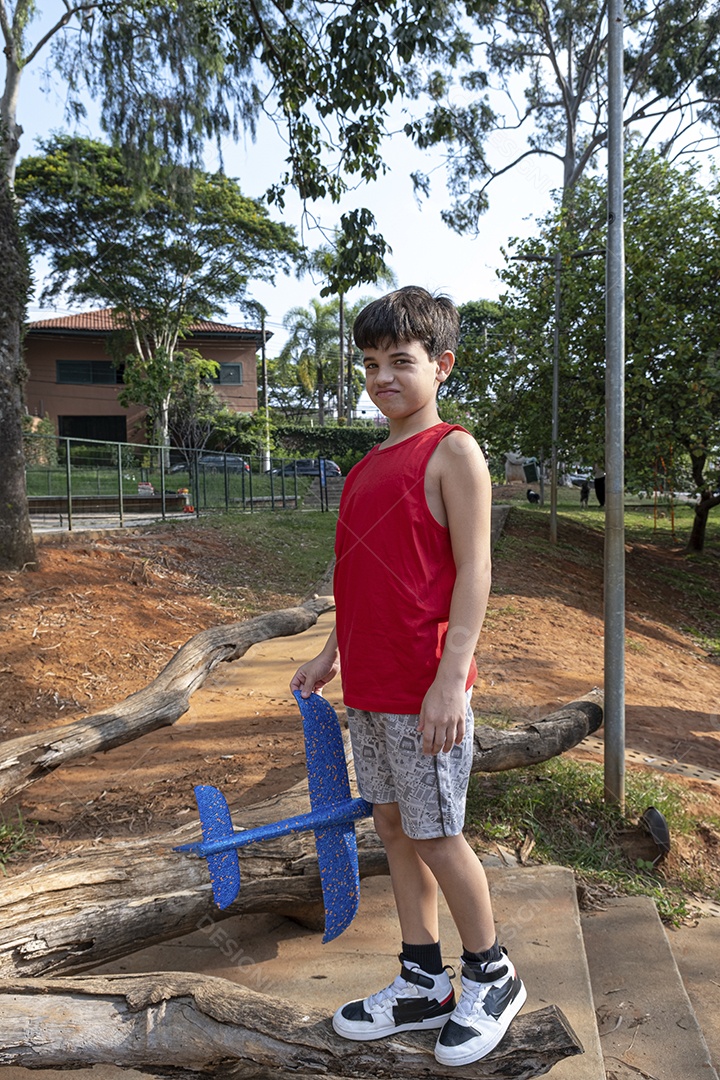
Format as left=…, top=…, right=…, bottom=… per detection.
left=403, top=0, right=720, bottom=232
left=21, top=415, right=58, bottom=465
left=486, top=149, right=720, bottom=515
left=0, top=811, right=34, bottom=869
left=271, top=422, right=387, bottom=468
left=312, top=210, right=397, bottom=297
left=16, top=135, right=299, bottom=315
left=213, top=409, right=278, bottom=456
left=280, top=298, right=342, bottom=425
left=10, top=0, right=454, bottom=209
left=16, top=134, right=299, bottom=444
left=467, top=756, right=712, bottom=920
left=167, top=349, right=225, bottom=452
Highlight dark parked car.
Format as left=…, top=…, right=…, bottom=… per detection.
left=274, top=458, right=342, bottom=477
left=169, top=453, right=250, bottom=473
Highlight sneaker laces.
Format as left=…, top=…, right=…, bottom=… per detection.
left=366, top=971, right=414, bottom=1009
left=453, top=975, right=485, bottom=1021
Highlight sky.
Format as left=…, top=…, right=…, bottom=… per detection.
left=17, top=33, right=561, bottom=353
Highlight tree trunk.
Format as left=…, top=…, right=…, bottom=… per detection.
left=0, top=694, right=602, bottom=978
left=0, top=163, right=36, bottom=572
left=0, top=598, right=334, bottom=803
left=685, top=490, right=720, bottom=553
left=0, top=972, right=582, bottom=1077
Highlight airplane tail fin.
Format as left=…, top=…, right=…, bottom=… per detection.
left=193, top=783, right=241, bottom=909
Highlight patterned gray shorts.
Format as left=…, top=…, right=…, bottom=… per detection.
left=346, top=691, right=474, bottom=840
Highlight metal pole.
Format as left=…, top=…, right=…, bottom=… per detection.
left=338, top=294, right=345, bottom=418
left=64, top=438, right=73, bottom=532
left=604, top=0, right=626, bottom=809
left=261, top=312, right=270, bottom=474
left=550, top=251, right=562, bottom=545
left=117, top=443, right=124, bottom=529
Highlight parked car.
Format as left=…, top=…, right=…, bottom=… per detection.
left=274, top=458, right=342, bottom=477
left=169, top=453, right=250, bottom=473
left=565, top=472, right=594, bottom=488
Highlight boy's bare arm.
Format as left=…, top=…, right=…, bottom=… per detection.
left=290, top=626, right=341, bottom=698
left=418, top=432, right=492, bottom=755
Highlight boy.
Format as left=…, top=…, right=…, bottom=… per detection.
left=290, top=287, right=525, bottom=1066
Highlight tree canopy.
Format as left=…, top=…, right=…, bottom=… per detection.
left=0, top=0, right=455, bottom=567
left=16, top=134, right=299, bottom=445
left=405, top=0, right=720, bottom=232
left=477, top=147, right=720, bottom=549
left=280, top=298, right=341, bottom=427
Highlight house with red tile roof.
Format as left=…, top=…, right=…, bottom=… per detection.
left=23, top=310, right=268, bottom=444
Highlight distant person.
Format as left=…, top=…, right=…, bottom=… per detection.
left=580, top=480, right=590, bottom=509
left=291, top=287, right=525, bottom=1066
left=593, top=466, right=606, bottom=507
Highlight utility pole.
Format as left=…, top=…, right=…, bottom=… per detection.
left=604, top=0, right=626, bottom=809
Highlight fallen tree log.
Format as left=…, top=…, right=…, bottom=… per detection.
left=472, top=688, right=603, bottom=769
left=0, top=694, right=602, bottom=978
left=0, top=597, right=334, bottom=804
left=0, top=972, right=583, bottom=1078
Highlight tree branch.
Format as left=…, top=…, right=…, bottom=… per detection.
left=23, top=2, right=98, bottom=67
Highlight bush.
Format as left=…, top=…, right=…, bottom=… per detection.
left=21, top=415, right=58, bottom=466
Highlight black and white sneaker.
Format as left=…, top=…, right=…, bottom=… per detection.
left=332, top=957, right=456, bottom=1041
left=434, top=948, right=526, bottom=1065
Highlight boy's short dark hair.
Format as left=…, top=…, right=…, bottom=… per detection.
left=353, top=286, right=460, bottom=357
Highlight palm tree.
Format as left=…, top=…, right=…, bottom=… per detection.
left=308, top=229, right=397, bottom=423
left=280, top=298, right=340, bottom=425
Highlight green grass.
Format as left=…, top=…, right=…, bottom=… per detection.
left=0, top=813, right=34, bottom=870
left=508, top=481, right=720, bottom=547
left=467, top=757, right=718, bottom=922
left=172, top=510, right=339, bottom=606
left=25, top=464, right=299, bottom=507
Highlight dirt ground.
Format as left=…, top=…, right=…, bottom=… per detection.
left=1, top=500, right=719, bottom=869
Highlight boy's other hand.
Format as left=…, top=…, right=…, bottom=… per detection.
left=290, top=653, right=341, bottom=699
left=417, top=683, right=467, bottom=755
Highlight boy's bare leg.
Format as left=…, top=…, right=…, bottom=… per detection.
left=373, top=802, right=440, bottom=944
left=414, top=833, right=496, bottom=954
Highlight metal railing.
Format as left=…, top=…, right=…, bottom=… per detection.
left=23, top=435, right=339, bottom=529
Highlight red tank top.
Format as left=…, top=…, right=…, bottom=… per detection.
left=334, top=422, right=478, bottom=712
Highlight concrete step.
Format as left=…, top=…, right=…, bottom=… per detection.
left=487, top=862, right=606, bottom=1080
left=88, top=864, right=604, bottom=1079
left=666, top=918, right=720, bottom=1075
left=581, top=896, right=718, bottom=1080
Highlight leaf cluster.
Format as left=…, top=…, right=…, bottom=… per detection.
left=403, top=0, right=720, bottom=233
left=16, top=134, right=299, bottom=317
left=478, top=148, right=720, bottom=488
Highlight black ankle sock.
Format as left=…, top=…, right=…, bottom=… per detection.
left=462, top=938, right=502, bottom=966
left=401, top=940, right=444, bottom=975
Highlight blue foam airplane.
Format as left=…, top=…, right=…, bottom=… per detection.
left=175, top=691, right=373, bottom=942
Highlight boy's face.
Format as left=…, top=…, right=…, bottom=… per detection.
left=361, top=339, right=454, bottom=421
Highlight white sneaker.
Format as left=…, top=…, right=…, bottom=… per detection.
left=332, top=957, right=456, bottom=1041
left=434, top=949, right=526, bottom=1065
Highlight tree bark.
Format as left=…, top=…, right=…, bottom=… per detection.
left=0, top=160, right=36, bottom=572
left=473, top=689, right=603, bottom=769
left=685, top=490, right=720, bottom=553
left=0, top=972, right=583, bottom=1078
left=0, top=597, right=334, bottom=803
left=0, top=694, right=603, bottom=979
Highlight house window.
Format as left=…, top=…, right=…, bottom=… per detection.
left=59, top=416, right=128, bottom=442
left=210, top=363, right=243, bottom=385
left=56, top=360, right=124, bottom=385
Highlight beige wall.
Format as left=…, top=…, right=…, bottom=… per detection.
left=24, top=332, right=259, bottom=444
